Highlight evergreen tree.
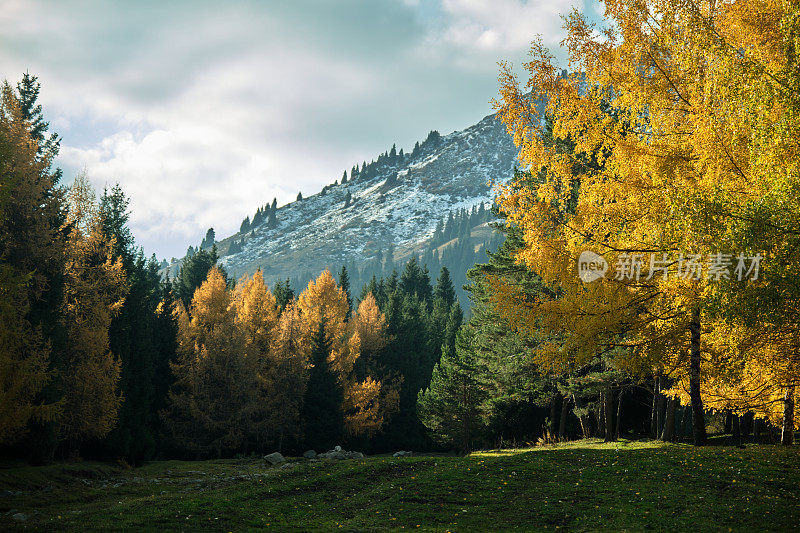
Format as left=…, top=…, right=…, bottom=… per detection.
left=267, top=207, right=277, bottom=229
left=418, top=327, right=488, bottom=453
left=301, top=321, right=344, bottom=451
left=433, top=267, right=456, bottom=309
left=99, top=185, right=167, bottom=464
left=271, top=197, right=277, bottom=211
left=273, top=278, right=294, bottom=313
left=342, top=170, right=348, bottom=184
left=16, top=72, right=61, bottom=160
left=176, top=245, right=224, bottom=308
left=200, top=227, right=215, bottom=249
left=240, top=216, right=250, bottom=233
left=338, top=265, right=352, bottom=318
left=296, top=192, right=303, bottom=201
left=344, top=190, right=352, bottom=208
left=0, top=80, right=63, bottom=449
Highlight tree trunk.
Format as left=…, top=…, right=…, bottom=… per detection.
left=661, top=397, right=677, bottom=441
left=689, top=307, right=708, bottom=446
left=782, top=386, right=795, bottom=446
left=596, top=394, right=605, bottom=439
left=733, top=414, right=742, bottom=447
left=573, top=394, right=591, bottom=438
left=650, top=378, right=658, bottom=438
left=742, top=412, right=754, bottom=438
left=615, top=388, right=624, bottom=440
left=676, top=406, right=685, bottom=440
left=724, top=410, right=733, bottom=434
left=753, top=417, right=762, bottom=443
left=604, top=386, right=615, bottom=442
left=549, top=395, right=558, bottom=438
left=656, top=378, right=666, bottom=438
left=558, top=396, right=570, bottom=440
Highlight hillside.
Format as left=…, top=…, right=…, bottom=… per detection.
left=163, top=111, right=519, bottom=296
left=3, top=440, right=799, bottom=531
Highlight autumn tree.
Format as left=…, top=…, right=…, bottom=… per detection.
left=59, top=172, right=127, bottom=449
left=0, top=81, right=60, bottom=445
left=490, top=0, right=800, bottom=445
left=164, top=268, right=260, bottom=457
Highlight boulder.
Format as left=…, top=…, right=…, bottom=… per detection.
left=318, top=447, right=365, bottom=460
left=263, top=452, right=286, bottom=465
left=393, top=451, right=412, bottom=457
left=303, top=450, right=317, bottom=459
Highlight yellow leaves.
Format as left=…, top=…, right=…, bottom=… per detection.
left=355, top=293, right=388, bottom=357
left=60, top=172, right=127, bottom=441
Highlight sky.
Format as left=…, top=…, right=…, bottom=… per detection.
left=0, top=0, right=603, bottom=260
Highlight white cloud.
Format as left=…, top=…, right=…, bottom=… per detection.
left=1, top=0, right=600, bottom=259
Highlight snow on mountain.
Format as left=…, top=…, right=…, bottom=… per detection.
left=180, top=111, right=519, bottom=283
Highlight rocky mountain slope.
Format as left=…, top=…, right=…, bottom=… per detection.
left=165, top=110, right=519, bottom=287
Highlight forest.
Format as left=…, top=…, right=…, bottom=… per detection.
left=1, top=1, right=799, bottom=529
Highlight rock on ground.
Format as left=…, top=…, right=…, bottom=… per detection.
left=263, top=452, right=286, bottom=465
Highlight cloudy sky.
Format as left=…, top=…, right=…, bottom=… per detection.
left=1, top=0, right=602, bottom=260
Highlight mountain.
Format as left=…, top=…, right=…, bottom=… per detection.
left=164, top=110, right=519, bottom=303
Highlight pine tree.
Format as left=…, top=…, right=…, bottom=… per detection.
left=344, top=190, right=352, bottom=208
left=0, top=81, right=61, bottom=446
left=99, top=185, right=166, bottom=463
left=240, top=216, right=250, bottom=233
left=16, top=73, right=61, bottom=159
left=200, top=228, right=215, bottom=249
left=273, top=278, right=294, bottom=313
left=296, top=192, right=303, bottom=201
left=342, top=170, right=348, bottom=184
left=177, top=245, right=224, bottom=308
left=418, top=327, right=488, bottom=453
left=301, top=321, right=344, bottom=451
left=338, top=265, right=353, bottom=318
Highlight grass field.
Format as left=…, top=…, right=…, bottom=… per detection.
left=1, top=439, right=798, bottom=531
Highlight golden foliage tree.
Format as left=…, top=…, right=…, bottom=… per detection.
left=59, top=172, right=127, bottom=444
left=0, top=82, right=59, bottom=443
left=297, top=271, right=395, bottom=437
left=165, top=267, right=260, bottom=457
left=492, top=0, right=800, bottom=444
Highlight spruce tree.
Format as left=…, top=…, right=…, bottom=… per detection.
left=301, top=321, right=344, bottom=452
left=200, top=227, right=215, bottom=249
left=342, top=170, right=348, bottom=184
left=344, top=190, right=352, bottom=208
left=240, top=216, right=250, bottom=233
left=273, top=278, right=294, bottom=313
left=177, top=245, right=225, bottom=308
left=418, top=327, right=488, bottom=453
left=338, top=265, right=352, bottom=318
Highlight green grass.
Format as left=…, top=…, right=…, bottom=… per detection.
left=1, top=439, right=798, bottom=531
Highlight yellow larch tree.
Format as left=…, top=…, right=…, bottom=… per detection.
left=0, top=82, right=59, bottom=444
left=492, top=0, right=800, bottom=444
left=60, top=171, right=127, bottom=446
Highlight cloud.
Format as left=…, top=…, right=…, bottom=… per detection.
left=1, top=0, right=599, bottom=259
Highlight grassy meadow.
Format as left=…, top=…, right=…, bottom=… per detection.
left=1, top=439, right=798, bottom=531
